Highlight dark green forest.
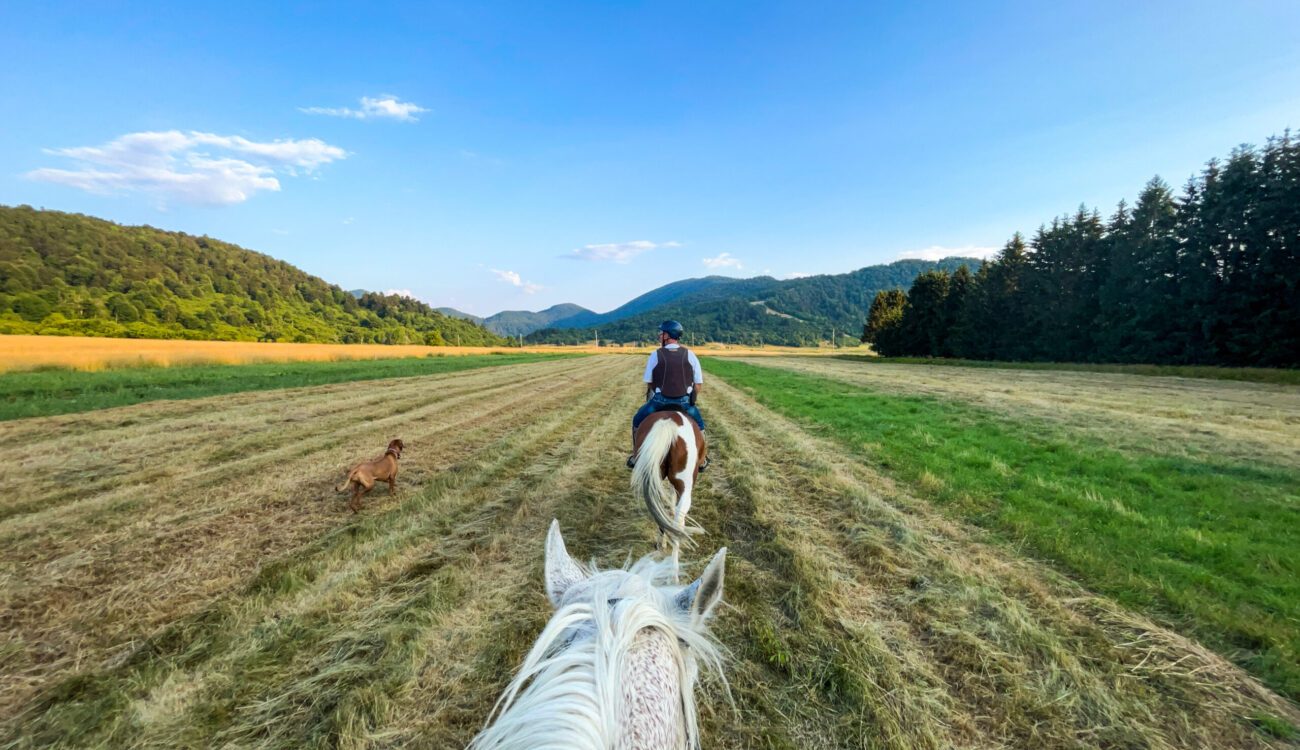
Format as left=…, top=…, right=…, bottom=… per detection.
left=0, top=206, right=507, bottom=346
left=864, top=132, right=1299, bottom=367
left=526, top=258, right=976, bottom=346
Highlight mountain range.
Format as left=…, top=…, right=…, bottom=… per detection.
left=442, top=259, right=979, bottom=346
left=1, top=203, right=977, bottom=348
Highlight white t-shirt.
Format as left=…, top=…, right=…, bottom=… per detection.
left=643, top=343, right=704, bottom=394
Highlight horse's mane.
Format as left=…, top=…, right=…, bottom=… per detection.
left=469, top=555, right=724, bottom=750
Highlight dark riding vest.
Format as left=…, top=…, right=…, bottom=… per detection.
left=652, top=346, right=695, bottom=399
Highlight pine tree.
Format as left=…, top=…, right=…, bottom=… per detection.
left=863, top=288, right=908, bottom=355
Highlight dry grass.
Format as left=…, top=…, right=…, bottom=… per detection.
left=0, top=334, right=848, bottom=373
left=1, top=355, right=1295, bottom=748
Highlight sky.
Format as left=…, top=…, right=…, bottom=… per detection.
left=2, top=1, right=1298, bottom=317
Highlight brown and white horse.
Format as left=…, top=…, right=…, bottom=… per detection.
left=630, top=410, right=707, bottom=575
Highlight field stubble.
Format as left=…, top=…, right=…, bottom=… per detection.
left=0, top=355, right=1295, bottom=748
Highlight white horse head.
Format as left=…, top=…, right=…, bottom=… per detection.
left=469, top=520, right=727, bottom=750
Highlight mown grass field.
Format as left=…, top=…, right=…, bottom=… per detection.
left=2, top=355, right=1297, bottom=748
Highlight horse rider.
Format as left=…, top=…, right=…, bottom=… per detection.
left=627, top=320, right=709, bottom=469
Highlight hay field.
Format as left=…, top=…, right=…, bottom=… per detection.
left=745, top=356, right=1300, bottom=465
left=2, top=355, right=1297, bottom=748
left=0, top=334, right=847, bottom=373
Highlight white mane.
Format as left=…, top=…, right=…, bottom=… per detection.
left=469, top=554, right=725, bottom=750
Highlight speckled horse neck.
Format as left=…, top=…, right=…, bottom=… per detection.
left=469, top=521, right=727, bottom=750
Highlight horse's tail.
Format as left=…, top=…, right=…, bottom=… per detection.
left=632, top=418, right=689, bottom=544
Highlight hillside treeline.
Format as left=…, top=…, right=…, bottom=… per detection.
left=528, top=258, right=976, bottom=346
left=864, top=133, right=1299, bottom=367
left=0, top=206, right=506, bottom=346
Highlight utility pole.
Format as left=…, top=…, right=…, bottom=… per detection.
left=595, top=329, right=599, bottom=347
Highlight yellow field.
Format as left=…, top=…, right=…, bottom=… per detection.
left=0, top=334, right=855, bottom=372
left=2, top=355, right=1294, bottom=748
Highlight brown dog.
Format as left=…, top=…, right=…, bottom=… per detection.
left=336, top=439, right=404, bottom=513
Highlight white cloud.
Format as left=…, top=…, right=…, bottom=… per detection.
left=25, top=130, right=346, bottom=206
left=384, top=289, right=418, bottom=299
left=301, top=95, right=429, bottom=122
left=342, top=217, right=355, bottom=225
left=784, top=271, right=812, bottom=279
left=490, top=268, right=542, bottom=294
left=564, top=240, right=682, bottom=263
left=702, top=252, right=743, bottom=270
left=897, top=245, right=999, bottom=262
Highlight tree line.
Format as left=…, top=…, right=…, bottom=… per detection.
left=0, top=206, right=507, bottom=346
left=863, top=132, right=1299, bottom=367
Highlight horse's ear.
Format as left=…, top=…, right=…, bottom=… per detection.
left=545, top=520, right=588, bottom=607
left=676, top=547, right=727, bottom=621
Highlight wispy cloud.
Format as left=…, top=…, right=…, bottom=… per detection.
left=384, top=288, right=419, bottom=300
left=897, top=245, right=999, bottom=262
left=563, top=240, right=682, bottom=264
left=301, top=95, right=428, bottom=122
left=491, top=268, right=542, bottom=294
left=784, top=271, right=812, bottom=279
left=702, top=252, right=743, bottom=270
left=25, top=130, right=346, bottom=206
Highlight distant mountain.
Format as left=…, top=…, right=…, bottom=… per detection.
left=481, top=303, right=600, bottom=336
left=0, top=205, right=508, bottom=346
left=436, top=307, right=485, bottom=326
left=470, top=277, right=747, bottom=337
left=526, top=258, right=979, bottom=346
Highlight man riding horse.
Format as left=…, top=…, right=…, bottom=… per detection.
left=627, top=320, right=709, bottom=470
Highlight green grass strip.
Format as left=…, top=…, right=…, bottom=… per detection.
left=0, top=353, right=577, bottom=421
left=707, top=358, right=1300, bottom=702
left=832, top=354, right=1300, bottom=385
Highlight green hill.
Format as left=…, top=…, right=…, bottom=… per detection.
left=0, top=205, right=507, bottom=346
left=484, top=303, right=600, bottom=336
left=527, top=258, right=978, bottom=346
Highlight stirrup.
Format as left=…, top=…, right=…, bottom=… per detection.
left=698, top=456, right=710, bottom=472
left=626, top=453, right=636, bottom=469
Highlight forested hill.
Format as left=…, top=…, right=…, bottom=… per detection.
left=0, top=206, right=507, bottom=346
left=526, top=258, right=977, bottom=346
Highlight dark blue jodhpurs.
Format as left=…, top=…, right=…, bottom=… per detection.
left=632, top=393, right=705, bottom=443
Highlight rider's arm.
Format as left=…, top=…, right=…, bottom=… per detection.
left=643, top=351, right=657, bottom=401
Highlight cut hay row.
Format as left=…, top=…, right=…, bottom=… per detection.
left=741, top=356, right=1300, bottom=465
left=1, top=355, right=1295, bottom=748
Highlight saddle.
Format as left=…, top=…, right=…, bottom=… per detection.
left=653, top=403, right=689, bottom=414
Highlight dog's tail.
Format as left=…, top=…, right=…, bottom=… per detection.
left=335, top=468, right=356, bottom=493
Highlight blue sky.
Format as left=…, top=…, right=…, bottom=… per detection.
left=3, top=1, right=1298, bottom=316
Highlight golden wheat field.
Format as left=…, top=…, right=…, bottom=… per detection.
left=2, top=355, right=1297, bottom=748
left=0, top=334, right=846, bottom=372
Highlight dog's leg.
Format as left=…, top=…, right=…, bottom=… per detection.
left=350, top=480, right=374, bottom=513
left=388, top=476, right=396, bottom=494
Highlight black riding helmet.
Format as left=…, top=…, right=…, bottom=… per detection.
left=658, top=320, right=684, bottom=339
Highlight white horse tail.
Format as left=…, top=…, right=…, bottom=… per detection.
left=632, top=418, right=689, bottom=544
